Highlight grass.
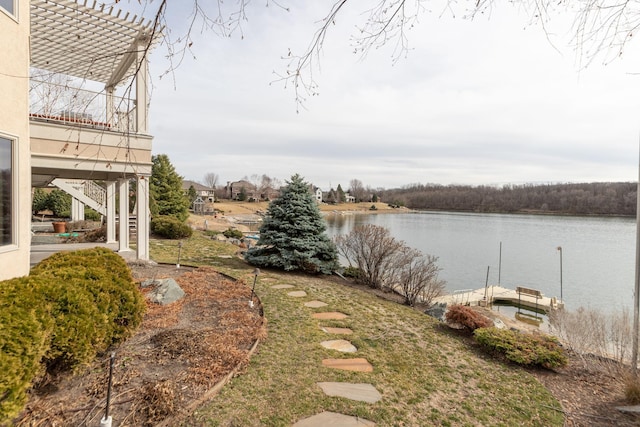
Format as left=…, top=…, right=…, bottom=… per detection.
left=149, top=231, right=564, bottom=426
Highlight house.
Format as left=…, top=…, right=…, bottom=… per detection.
left=225, top=180, right=257, bottom=200
left=183, top=180, right=216, bottom=203
left=313, top=187, right=323, bottom=203
left=0, top=0, right=160, bottom=281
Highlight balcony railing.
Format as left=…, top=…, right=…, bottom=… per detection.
left=29, top=79, right=137, bottom=133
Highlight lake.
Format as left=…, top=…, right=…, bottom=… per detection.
left=324, top=211, right=636, bottom=313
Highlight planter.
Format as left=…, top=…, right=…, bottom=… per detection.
left=52, top=222, right=66, bottom=233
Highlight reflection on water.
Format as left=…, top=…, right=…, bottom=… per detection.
left=490, top=303, right=551, bottom=333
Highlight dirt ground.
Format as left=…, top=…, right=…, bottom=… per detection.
left=15, top=256, right=640, bottom=426
left=16, top=264, right=266, bottom=427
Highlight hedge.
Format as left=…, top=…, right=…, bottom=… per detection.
left=474, top=327, right=567, bottom=369
left=0, top=247, right=145, bottom=424
left=150, top=215, right=193, bottom=239
left=0, top=278, right=52, bottom=423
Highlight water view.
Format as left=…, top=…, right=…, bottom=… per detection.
left=325, top=211, right=636, bottom=313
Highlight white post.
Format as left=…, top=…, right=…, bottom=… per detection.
left=136, top=175, right=149, bottom=261
left=632, top=143, right=640, bottom=375
left=118, top=179, right=129, bottom=252
left=106, top=181, right=116, bottom=243
left=135, top=41, right=148, bottom=134
left=105, top=86, right=115, bottom=128
left=71, top=198, right=85, bottom=221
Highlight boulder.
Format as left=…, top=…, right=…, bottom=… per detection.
left=143, top=278, right=185, bottom=305
left=425, top=302, right=447, bottom=321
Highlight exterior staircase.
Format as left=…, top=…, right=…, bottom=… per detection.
left=51, top=178, right=107, bottom=216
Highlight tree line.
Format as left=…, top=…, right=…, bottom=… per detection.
left=381, top=182, right=637, bottom=216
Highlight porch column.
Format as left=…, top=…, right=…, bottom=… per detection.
left=106, top=181, right=116, bottom=243
left=118, top=178, right=130, bottom=251
left=71, top=198, right=85, bottom=221
left=135, top=42, right=149, bottom=134
left=106, top=86, right=115, bottom=128
left=136, top=175, right=150, bottom=261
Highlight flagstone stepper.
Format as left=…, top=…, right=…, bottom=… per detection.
left=317, top=382, right=382, bottom=403
left=320, top=339, right=357, bottom=353
left=292, top=411, right=375, bottom=427
left=322, top=358, right=373, bottom=372
left=287, top=290, right=308, bottom=297
left=321, top=326, right=353, bottom=335
left=312, top=311, right=348, bottom=320
left=271, top=284, right=295, bottom=289
left=304, top=300, right=328, bottom=308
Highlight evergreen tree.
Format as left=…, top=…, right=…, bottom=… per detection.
left=150, top=154, right=189, bottom=222
left=245, top=174, right=339, bottom=274
left=187, top=185, right=198, bottom=207
left=336, top=184, right=346, bottom=203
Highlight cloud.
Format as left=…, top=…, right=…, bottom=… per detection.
left=145, top=2, right=640, bottom=190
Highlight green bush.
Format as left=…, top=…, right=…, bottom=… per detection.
left=474, top=327, right=568, bottom=369
left=223, top=228, right=244, bottom=239
left=151, top=215, right=193, bottom=239
left=343, top=266, right=362, bottom=279
left=84, top=207, right=102, bottom=221
left=47, top=190, right=72, bottom=218
left=0, top=278, right=52, bottom=424
left=445, top=304, right=493, bottom=332
left=31, top=248, right=144, bottom=370
left=0, top=248, right=145, bottom=423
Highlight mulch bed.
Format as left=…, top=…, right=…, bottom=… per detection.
left=15, top=265, right=266, bottom=427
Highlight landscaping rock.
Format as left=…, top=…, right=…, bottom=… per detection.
left=144, top=278, right=185, bottom=305
left=425, top=302, right=447, bottom=321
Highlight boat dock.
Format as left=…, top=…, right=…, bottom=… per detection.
left=434, top=285, right=563, bottom=312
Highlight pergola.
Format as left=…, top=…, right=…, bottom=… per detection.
left=30, top=0, right=159, bottom=87
left=28, top=0, right=163, bottom=261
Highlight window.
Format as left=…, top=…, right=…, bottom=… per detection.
left=0, top=0, right=14, bottom=16
left=0, top=136, right=13, bottom=246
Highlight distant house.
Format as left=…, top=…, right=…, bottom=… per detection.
left=313, top=187, right=323, bottom=203
left=344, top=193, right=356, bottom=203
left=225, top=180, right=257, bottom=200
left=182, top=180, right=216, bottom=203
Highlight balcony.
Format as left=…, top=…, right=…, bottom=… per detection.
left=28, top=0, right=159, bottom=186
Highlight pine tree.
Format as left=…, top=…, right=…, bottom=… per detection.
left=150, top=154, right=189, bottom=222
left=336, top=184, right=346, bottom=203
left=245, top=174, right=339, bottom=274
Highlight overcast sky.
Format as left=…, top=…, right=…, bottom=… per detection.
left=140, top=1, right=640, bottom=190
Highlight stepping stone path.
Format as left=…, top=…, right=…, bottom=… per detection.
left=287, top=290, right=307, bottom=297
left=312, top=311, right=348, bottom=320
left=321, top=358, right=374, bottom=372
left=320, top=339, right=357, bottom=353
left=317, top=382, right=382, bottom=403
left=271, top=284, right=295, bottom=289
left=279, top=291, right=382, bottom=426
left=321, top=326, right=353, bottom=335
left=304, top=300, right=328, bottom=308
left=293, top=411, right=375, bottom=427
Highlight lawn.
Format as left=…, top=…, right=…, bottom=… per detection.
left=149, top=232, right=563, bottom=426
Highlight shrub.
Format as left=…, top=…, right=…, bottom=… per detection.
left=84, top=207, right=102, bottom=221
left=474, top=327, right=568, bottom=369
left=445, top=305, right=493, bottom=332
left=624, top=374, right=640, bottom=404
left=343, top=266, right=362, bottom=279
left=151, top=215, right=193, bottom=239
left=0, top=278, right=52, bottom=424
left=31, top=248, right=145, bottom=369
left=223, top=228, right=244, bottom=239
